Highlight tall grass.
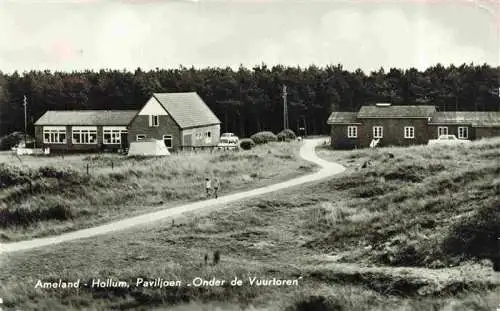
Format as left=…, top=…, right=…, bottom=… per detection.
left=0, top=142, right=313, bottom=241
left=1, top=138, right=499, bottom=310
left=313, top=137, right=500, bottom=267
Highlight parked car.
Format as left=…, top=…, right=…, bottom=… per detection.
left=428, top=135, right=470, bottom=146
left=220, top=132, right=239, bottom=143
left=216, top=137, right=239, bottom=151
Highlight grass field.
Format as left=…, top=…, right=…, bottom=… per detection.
left=0, top=138, right=499, bottom=310
left=0, top=141, right=314, bottom=242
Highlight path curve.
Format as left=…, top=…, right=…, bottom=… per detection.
left=0, top=138, right=345, bottom=254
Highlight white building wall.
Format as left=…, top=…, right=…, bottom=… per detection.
left=138, top=97, right=169, bottom=116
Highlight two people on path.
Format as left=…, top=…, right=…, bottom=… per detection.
left=205, top=177, right=220, bottom=199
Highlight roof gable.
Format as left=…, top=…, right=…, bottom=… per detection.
left=34, top=110, right=138, bottom=126
left=138, top=97, right=169, bottom=116
left=358, top=105, right=436, bottom=118
left=152, top=92, right=221, bottom=129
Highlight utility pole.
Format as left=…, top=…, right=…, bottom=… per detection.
left=282, top=85, right=288, bottom=130
left=498, top=87, right=500, bottom=111
left=23, top=95, right=27, bottom=146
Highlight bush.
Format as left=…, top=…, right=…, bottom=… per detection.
left=0, top=132, right=26, bottom=150
left=0, top=202, right=75, bottom=227
left=442, top=203, right=500, bottom=269
left=239, top=138, right=255, bottom=150
left=277, top=129, right=297, bottom=141
left=250, top=131, right=277, bottom=144
left=0, top=163, right=37, bottom=188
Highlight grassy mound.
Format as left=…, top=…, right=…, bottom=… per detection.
left=312, top=139, right=500, bottom=268
left=1, top=138, right=499, bottom=311
left=442, top=203, right=500, bottom=270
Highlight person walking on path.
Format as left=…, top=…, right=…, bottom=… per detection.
left=205, top=177, right=212, bottom=198
left=212, top=178, right=220, bottom=199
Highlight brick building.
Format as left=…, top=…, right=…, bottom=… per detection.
left=34, top=92, right=221, bottom=152
left=327, top=103, right=500, bottom=149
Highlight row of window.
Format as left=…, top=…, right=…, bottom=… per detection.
left=195, top=131, right=212, bottom=139
left=44, top=128, right=128, bottom=145
left=346, top=126, right=469, bottom=139
left=44, top=127, right=212, bottom=149
left=103, top=129, right=127, bottom=144
left=438, top=126, right=468, bottom=138
left=43, top=129, right=67, bottom=144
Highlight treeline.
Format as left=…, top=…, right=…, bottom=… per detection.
left=0, top=63, right=499, bottom=138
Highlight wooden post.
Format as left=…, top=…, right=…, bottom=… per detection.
left=111, top=161, right=114, bottom=170
left=86, top=163, right=89, bottom=174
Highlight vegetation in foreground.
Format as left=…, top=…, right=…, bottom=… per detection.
left=0, top=140, right=500, bottom=311
left=0, top=141, right=314, bottom=242
left=315, top=138, right=500, bottom=268
left=0, top=138, right=498, bottom=311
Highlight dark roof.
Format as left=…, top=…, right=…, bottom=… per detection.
left=430, top=111, right=500, bottom=127
left=34, top=110, right=138, bottom=126
left=153, top=92, right=221, bottom=129
left=358, top=105, right=436, bottom=118
left=326, top=112, right=359, bottom=124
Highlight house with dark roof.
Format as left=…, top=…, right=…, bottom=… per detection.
left=34, top=92, right=221, bottom=152
left=127, top=92, right=221, bottom=150
left=327, top=103, right=500, bottom=149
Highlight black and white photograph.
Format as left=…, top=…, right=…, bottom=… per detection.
left=0, top=0, right=499, bottom=310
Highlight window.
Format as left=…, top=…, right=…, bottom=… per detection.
left=103, top=128, right=127, bottom=144
left=195, top=132, right=202, bottom=140
left=438, top=127, right=448, bottom=137
left=404, top=126, right=415, bottom=139
left=203, top=131, right=212, bottom=143
left=373, top=126, right=383, bottom=139
left=149, top=115, right=159, bottom=127
left=163, top=135, right=173, bottom=148
left=458, top=127, right=468, bottom=139
left=136, top=134, right=146, bottom=141
left=72, top=127, right=97, bottom=144
left=43, top=127, right=66, bottom=144
left=347, top=126, right=357, bottom=138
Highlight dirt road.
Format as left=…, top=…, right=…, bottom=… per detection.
left=0, top=138, right=345, bottom=254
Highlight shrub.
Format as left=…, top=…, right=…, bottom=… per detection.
left=0, top=132, right=26, bottom=150
left=442, top=203, right=500, bottom=269
left=38, top=166, right=89, bottom=185
left=0, top=202, right=75, bottom=227
left=239, top=138, right=255, bottom=150
left=250, top=131, right=277, bottom=144
left=0, top=163, right=38, bottom=188
left=277, top=129, right=297, bottom=141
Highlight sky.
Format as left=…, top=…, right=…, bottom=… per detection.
left=0, top=0, right=498, bottom=73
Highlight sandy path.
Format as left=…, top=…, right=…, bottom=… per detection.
left=0, top=138, right=345, bottom=254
